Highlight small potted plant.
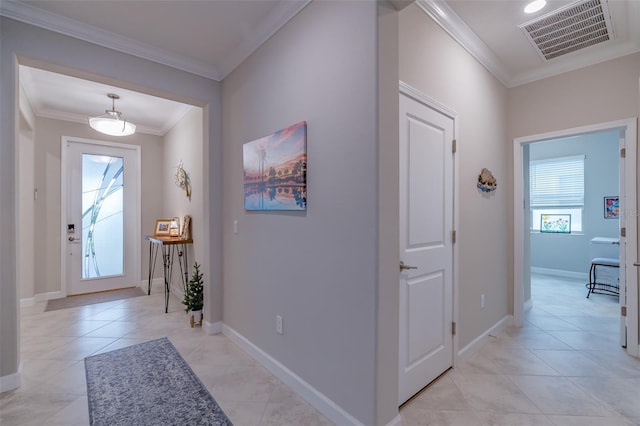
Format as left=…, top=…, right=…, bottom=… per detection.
left=182, top=262, right=204, bottom=327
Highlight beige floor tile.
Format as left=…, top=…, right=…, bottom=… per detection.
left=570, top=377, right=640, bottom=418
left=530, top=349, right=613, bottom=377
left=403, top=374, right=470, bottom=412
left=509, top=375, right=615, bottom=416
left=474, top=411, right=555, bottom=425
left=546, top=415, right=637, bottom=426
left=449, top=373, right=541, bottom=414
left=47, top=396, right=90, bottom=425
left=259, top=400, right=333, bottom=426
left=400, top=408, right=483, bottom=426
left=218, top=400, right=267, bottom=426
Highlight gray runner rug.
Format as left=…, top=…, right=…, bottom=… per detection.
left=85, top=337, right=232, bottom=426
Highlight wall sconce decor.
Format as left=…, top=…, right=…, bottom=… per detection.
left=175, top=161, right=191, bottom=200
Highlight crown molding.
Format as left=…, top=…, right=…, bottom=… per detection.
left=415, top=0, right=640, bottom=88
left=0, top=0, right=221, bottom=80
left=218, top=0, right=311, bottom=79
left=415, top=0, right=512, bottom=87
left=1, top=0, right=312, bottom=83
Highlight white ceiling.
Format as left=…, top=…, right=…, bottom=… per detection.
left=418, top=0, right=640, bottom=87
left=3, top=0, right=640, bottom=135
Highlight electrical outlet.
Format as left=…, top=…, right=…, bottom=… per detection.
left=481, top=294, right=485, bottom=309
left=276, top=315, right=283, bottom=334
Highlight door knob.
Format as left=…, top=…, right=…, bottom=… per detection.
left=68, top=236, right=75, bottom=242
left=634, top=262, right=640, bottom=267
left=400, top=261, right=418, bottom=271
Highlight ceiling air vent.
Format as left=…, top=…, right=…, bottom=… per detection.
left=519, top=0, right=614, bottom=60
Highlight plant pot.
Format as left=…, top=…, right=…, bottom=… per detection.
left=189, top=310, right=202, bottom=328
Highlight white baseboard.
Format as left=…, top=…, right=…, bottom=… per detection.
left=204, top=320, right=222, bottom=335
left=20, top=291, right=64, bottom=307
left=457, top=315, right=513, bottom=364
left=20, top=297, right=35, bottom=307
left=531, top=267, right=588, bottom=281
left=524, top=298, right=533, bottom=312
left=222, top=324, right=363, bottom=426
left=0, top=363, right=22, bottom=392
left=140, top=277, right=164, bottom=293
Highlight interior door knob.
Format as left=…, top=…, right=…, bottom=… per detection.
left=68, top=235, right=75, bottom=242
left=400, top=261, right=418, bottom=271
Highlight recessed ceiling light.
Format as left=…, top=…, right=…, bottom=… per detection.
left=524, top=0, right=547, bottom=14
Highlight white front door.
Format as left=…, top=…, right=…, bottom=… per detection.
left=398, top=91, right=454, bottom=405
left=64, top=139, right=140, bottom=295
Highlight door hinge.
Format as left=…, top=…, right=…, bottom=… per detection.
left=452, top=139, right=457, bottom=154
left=620, top=148, right=626, bottom=158
left=452, top=230, right=456, bottom=244
left=621, top=306, right=627, bottom=317
left=621, top=227, right=626, bottom=238
left=452, top=322, right=456, bottom=335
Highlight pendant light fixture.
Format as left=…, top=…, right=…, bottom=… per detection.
left=88, top=93, right=136, bottom=136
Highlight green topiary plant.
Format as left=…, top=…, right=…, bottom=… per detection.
left=182, top=262, right=204, bottom=313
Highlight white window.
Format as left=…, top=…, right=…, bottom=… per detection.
left=530, top=155, right=584, bottom=233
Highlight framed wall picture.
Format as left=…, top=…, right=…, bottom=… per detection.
left=243, top=121, right=307, bottom=211
left=604, top=196, right=619, bottom=219
left=154, top=219, right=172, bottom=236
left=540, top=214, right=571, bottom=233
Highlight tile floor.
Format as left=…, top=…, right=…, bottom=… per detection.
left=401, top=274, right=640, bottom=425
left=2, top=274, right=639, bottom=425
left=0, top=285, right=332, bottom=426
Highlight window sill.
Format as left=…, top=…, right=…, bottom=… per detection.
left=530, top=231, right=584, bottom=236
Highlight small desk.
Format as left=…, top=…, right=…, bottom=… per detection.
left=145, top=235, right=193, bottom=313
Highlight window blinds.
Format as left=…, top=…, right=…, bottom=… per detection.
left=530, top=155, right=584, bottom=207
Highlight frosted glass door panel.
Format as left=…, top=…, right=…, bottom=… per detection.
left=82, top=154, right=124, bottom=279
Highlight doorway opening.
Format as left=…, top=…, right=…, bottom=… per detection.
left=513, top=119, right=639, bottom=357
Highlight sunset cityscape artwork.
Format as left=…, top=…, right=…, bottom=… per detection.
left=243, top=121, right=307, bottom=211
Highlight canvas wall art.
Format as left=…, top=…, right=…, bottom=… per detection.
left=243, top=121, right=307, bottom=211
left=604, top=196, right=619, bottom=219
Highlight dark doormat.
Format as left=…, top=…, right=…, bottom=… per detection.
left=44, top=287, right=145, bottom=312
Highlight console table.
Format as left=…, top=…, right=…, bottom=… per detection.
left=144, top=235, right=193, bottom=313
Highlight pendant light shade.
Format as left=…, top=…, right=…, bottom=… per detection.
left=89, top=93, right=136, bottom=137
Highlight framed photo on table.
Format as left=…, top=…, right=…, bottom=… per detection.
left=154, top=219, right=172, bottom=236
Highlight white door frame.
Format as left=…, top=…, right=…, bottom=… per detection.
left=513, top=118, right=638, bottom=357
left=399, top=81, right=460, bottom=367
left=60, top=136, right=142, bottom=296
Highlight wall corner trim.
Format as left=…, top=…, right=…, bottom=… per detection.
left=0, top=364, right=22, bottom=393
left=222, top=324, right=364, bottom=426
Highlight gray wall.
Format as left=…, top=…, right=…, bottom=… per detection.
left=399, top=5, right=511, bottom=348
left=222, top=2, right=379, bottom=424
left=162, top=107, right=204, bottom=293
left=29, top=117, right=164, bottom=297
left=508, top=52, right=640, bottom=346
left=530, top=130, right=620, bottom=275
left=0, top=16, right=222, bottom=386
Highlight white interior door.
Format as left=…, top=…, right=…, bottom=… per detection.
left=399, top=92, right=454, bottom=405
left=65, top=139, right=139, bottom=295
